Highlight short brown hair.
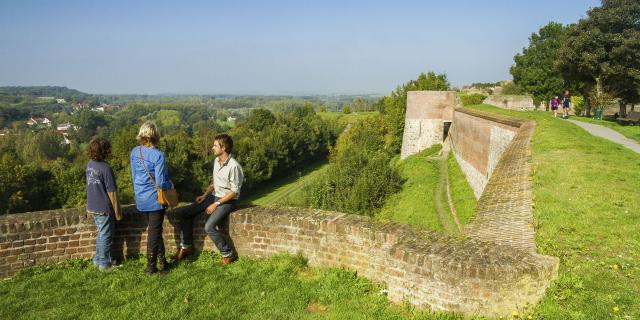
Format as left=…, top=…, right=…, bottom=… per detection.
left=214, top=134, right=233, bottom=154
left=87, top=137, right=112, bottom=161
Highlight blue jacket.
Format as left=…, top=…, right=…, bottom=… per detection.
left=130, top=145, right=173, bottom=212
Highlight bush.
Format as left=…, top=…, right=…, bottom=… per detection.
left=571, top=95, right=585, bottom=116
left=501, top=82, right=526, bottom=95
left=303, top=116, right=402, bottom=215
left=459, top=93, right=487, bottom=106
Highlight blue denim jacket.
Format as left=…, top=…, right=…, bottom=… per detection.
left=130, top=145, right=173, bottom=212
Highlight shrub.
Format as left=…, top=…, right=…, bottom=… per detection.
left=571, top=95, right=585, bottom=116
left=460, top=93, right=487, bottom=106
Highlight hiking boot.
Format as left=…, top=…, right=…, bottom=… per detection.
left=172, top=246, right=194, bottom=261
left=146, top=255, right=158, bottom=275
left=219, top=254, right=238, bottom=266
left=158, top=257, right=169, bottom=275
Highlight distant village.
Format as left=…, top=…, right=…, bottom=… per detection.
left=0, top=97, right=122, bottom=144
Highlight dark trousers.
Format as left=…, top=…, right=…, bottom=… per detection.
left=180, top=195, right=236, bottom=257
left=144, top=209, right=166, bottom=258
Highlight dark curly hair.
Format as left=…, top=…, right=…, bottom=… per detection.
left=87, top=137, right=112, bottom=161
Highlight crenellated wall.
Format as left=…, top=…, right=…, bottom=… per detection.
left=0, top=205, right=557, bottom=318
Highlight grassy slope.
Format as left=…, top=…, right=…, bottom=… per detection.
left=377, top=145, right=444, bottom=231
left=242, top=160, right=328, bottom=207
left=571, top=116, right=640, bottom=143
left=468, top=104, right=640, bottom=319
left=447, top=153, right=477, bottom=226
left=0, top=253, right=466, bottom=320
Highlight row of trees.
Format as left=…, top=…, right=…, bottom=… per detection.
left=0, top=104, right=337, bottom=214
left=511, top=0, right=640, bottom=116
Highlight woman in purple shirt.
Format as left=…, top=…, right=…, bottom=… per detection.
left=130, top=121, right=174, bottom=275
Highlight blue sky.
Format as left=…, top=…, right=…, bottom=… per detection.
left=0, top=0, right=600, bottom=95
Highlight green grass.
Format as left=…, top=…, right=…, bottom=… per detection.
left=571, top=115, right=640, bottom=143
left=242, top=160, right=329, bottom=207
left=377, top=145, right=444, bottom=231
left=467, top=104, right=640, bottom=319
left=0, top=252, right=467, bottom=320
left=447, top=153, right=477, bottom=226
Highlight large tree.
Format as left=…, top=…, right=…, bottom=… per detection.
left=557, top=0, right=640, bottom=117
left=511, top=22, right=568, bottom=107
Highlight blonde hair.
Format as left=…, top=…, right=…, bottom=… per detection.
left=137, top=121, right=160, bottom=146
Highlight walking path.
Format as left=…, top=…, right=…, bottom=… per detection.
left=567, top=119, right=640, bottom=154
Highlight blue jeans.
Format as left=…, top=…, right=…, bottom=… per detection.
left=92, top=212, right=115, bottom=269
left=180, top=195, right=236, bottom=257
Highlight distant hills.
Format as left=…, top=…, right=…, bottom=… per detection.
left=0, top=86, right=90, bottom=99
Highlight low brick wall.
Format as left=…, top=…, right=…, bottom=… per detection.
left=1, top=205, right=557, bottom=317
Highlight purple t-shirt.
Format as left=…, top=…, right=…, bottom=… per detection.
left=86, top=160, right=117, bottom=214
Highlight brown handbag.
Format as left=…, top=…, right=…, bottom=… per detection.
left=138, top=146, right=179, bottom=208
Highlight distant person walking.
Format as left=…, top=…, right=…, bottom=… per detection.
left=86, top=137, right=121, bottom=271
left=130, top=121, right=174, bottom=275
left=173, top=134, right=244, bottom=266
left=550, top=96, right=561, bottom=118
left=562, top=90, right=571, bottom=119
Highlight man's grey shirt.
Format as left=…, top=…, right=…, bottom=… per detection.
left=213, top=155, right=244, bottom=199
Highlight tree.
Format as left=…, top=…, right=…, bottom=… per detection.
left=557, top=0, right=640, bottom=117
left=511, top=22, right=568, bottom=106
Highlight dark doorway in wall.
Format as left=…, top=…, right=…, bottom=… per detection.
left=443, top=121, right=452, bottom=141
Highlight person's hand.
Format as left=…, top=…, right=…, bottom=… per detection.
left=195, top=195, right=206, bottom=204
left=205, top=202, right=218, bottom=215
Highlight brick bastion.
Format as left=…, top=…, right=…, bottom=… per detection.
left=0, top=206, right=556, bottom=317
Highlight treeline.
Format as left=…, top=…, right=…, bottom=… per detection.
left=0, top=105, right=337, bottom=214
left=303, top=72, right=450, bottom=215
left=510, top=0, right=640, bottom=116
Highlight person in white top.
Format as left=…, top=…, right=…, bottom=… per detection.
left=174, top=134, right=244, bottom=265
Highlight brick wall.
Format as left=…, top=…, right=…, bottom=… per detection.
left=449, top=108, right=519, bottom=197
left=0, top=205, right=557, bottom=318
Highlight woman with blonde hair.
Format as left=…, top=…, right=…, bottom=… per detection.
left=130, top=121, right=174, bottom=275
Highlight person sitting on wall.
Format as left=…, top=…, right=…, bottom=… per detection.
left=86, top=137, right=122, bottom=271
left=173, top=133, right=244, bottom=266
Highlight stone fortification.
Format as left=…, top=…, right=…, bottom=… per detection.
left=483, top=95, right=536, bottom=111
left=401, top=91, right=460, bottom=159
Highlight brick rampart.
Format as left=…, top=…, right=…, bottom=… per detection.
left=0, top=205, right=557, bottom=318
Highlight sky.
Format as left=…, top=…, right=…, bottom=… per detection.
left=0, top=0, right=600, bottom=95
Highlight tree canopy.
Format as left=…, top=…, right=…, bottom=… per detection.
left=511, top=22, right=567, bottom=106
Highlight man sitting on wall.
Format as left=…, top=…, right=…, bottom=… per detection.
left=173, top=134, right=244, bottom=265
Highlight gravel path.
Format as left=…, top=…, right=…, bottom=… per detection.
left=567, top=119, right=640, bottom=154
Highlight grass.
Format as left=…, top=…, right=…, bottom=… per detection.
left=447, top=153, right=477, bottom=226
left=242, top=160, right=329, bottom=207
left=377, top=145, right=444, bottom=231
left=467, top=104, right=640, bottom=319
left=0, top=252, right=467, bottom=320
left=570, top=115, right=640, bottom=143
